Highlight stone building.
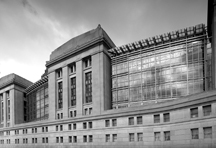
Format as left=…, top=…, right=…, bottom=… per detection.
left=0, top=0, right=216, bottom=147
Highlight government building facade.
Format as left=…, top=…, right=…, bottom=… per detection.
left=0, top=1, right=216, bottom=148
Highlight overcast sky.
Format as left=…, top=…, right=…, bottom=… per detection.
left=0, top=0, right=207, bottom=82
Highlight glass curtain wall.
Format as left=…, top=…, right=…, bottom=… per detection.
left=112, top=37, right=211, bottom=108
left=27, top=84, right=48, bottom=122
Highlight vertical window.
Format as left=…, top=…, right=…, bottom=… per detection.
left=112, top=119, right=117, bottom=126
left=61, top=113, right=63, bottom=119
left=84, top=57, right=92, bottom=68
left=46, top=137, right=48, bottom=143
left=105, top=134, right=110, bottom=142
left=70, top=77, right=76, bottom=106
left=69, top=63, right=76, bottom=73
left=128, top=117, right=134, bottom=125
left=83, top=122, right=87, bottom=129
left=191, top=108, right=198, bottom=118
left=74, top=111, right=76, bottom=117
left=83, top=135, right=87, bottom=142
left=60, top=137, right=63, bottom=143
left=56, top=137, right=59, bottom=143
left=42, top=127, right=44, bottom=132
left=57, top=69, right=62, bottom=78
left=60, top=125, right=63, bottom=131
left=73, top=136, right=77, bottom=143
left=164, top=131, right=170, bottom=141
left=56, top=126, right=58, bottom=131
left=154, top=132, right=160, bottom=141
left=32, top=138, right=34, bottom=144
left=58, top=82, right=63, bottom=109
left=203, top=127, right=212, bottom=139
left=89, top=122, right=92, bottom=129
left=85, top=72, right=92, bottom=103
left=203, top=105, right=211, bottom=116
left=73, top=123, right=76, bottom=130
left=129, top=133, right=134, bottom=142
left=137, top=116, right=142, bottom=124
left=84, top=108, right=88, bottom=115
left=70, top=111, right=73, bottom=117
left=112, top=134, right=117, bottom=142
left=68, top=124, right=72, bottom=130
left=191, top=128, right=199, bottom=139
left=89, top=108, right=92, bottom=115
left=69, top=136, right=72, bottom=143
left=154, top=114, right=160, bottom=123
left=137, top=133, right=143, bottom=141
left=89, top=135, right=93, bottom=142
left=163, top=113, right=170, bottom=122
left=42, top=138, right=45, bottom=143
left=46, top=127, right=48, bottom=132
left=105, top=120, right=110, bottom=127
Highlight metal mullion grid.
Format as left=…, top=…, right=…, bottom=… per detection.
left=203, top=37, right=208, bottom=91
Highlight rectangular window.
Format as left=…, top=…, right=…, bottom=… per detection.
left=70, top=77, right=76, bottom=106
left=89, top=122, right=92, bottom=129
left=129, top=133, right=134, bottom=142
left=89, top=108, right=92, bottom=115
left=60, top=125, right=63, bottom=131
left=105, top=120, right=110, bottom=127
left=69, top=136, right=72, bottom=143
left=129, top=117, right=134, bottom=125
left=60, top=137, right=63, bottom=143
left=57, top=69, right=62, bottom=78
left=203, top=105, right=211, bottom=116
left=85, top=72, right=92, bottom=103
left=42, top=138, right=45, bottom=143
left=69, top=63, right=76, bottom=73
left=68, top=124, right=72, bottom=130
left=154, top=114, right=160, bottom=123
left=203, top=127, right=212, bottom=139
left=137, top=116, right=142, bottom=124
left=84, top=57, right=92, bottom=68
left=84, top=108, right=88, bottom=115
left=73, top=123, right=76, bottom=130
left=73, top=136, right=77, bottom=143
left=83, top=122, right=87, bottom=129
left=46, top=137, right=48, bottom=143
left=89, top=135, right=93, bottom=142
left=191, top=108, right=198, bottom=118
left=83, top=135, right=87, bottom=142
left=46, top=127, right=48, bottom=132
left=163, top=113, right=170, bottom=122
left=35, top=128, right=37, bottom=133
left=154, top=132, right=160, bottom=141
left=61, top=113, right=63, bottom=119
left=35, top=138, right=37, bottom=143
left=70, top=111, right=73, bottom=117
left=56, top=126, right=58, bottom=131
left=112, top=119, right=117, bottom=126
left=58, top=82, right=63, bottom=109
left=137, top=133, right=143, bottom=141
left=113, top=134, right=117, bottom=142
left=42, top=127, right=44, bottom=132
left=32, top=138, right=34, bottom=144
left=105, top=134, right=110, bottom=142
left=191, top=128, right=199, bottom=139
left=74, top=111, right=76, bottom=117
left=164, top=131, right=170, bottom=141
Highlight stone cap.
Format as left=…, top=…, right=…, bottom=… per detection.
left=0, top=73, right=33, bottom=90
left=47, top=24, right=116, bottom=67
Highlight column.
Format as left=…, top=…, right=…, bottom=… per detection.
left=48, top=72, right=56, bottom=120
left=3, top=92, right=6, bottom=127
left=62, top=67, right=69, bottom=118
left=76, top=60, right=83, bottom=116
left=10, top=89, right=14, bottom=127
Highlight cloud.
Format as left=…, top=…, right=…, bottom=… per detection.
left=0, top=59, right=43, bottom=82
left=21, top=0, right=38, bottom=15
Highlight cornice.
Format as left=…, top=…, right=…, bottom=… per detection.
left=46, top=36, right=114, bottom=68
